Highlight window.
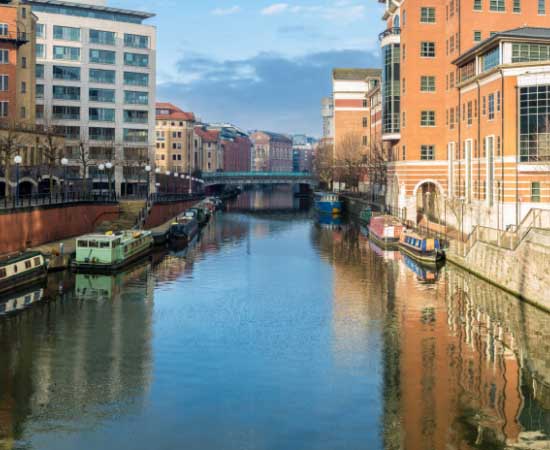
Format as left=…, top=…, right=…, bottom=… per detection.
left=0, top=101, right=8, bottom=117
left=421, top=145, right=435, bottom=160
left=513, top=0, right=521, bottom=12
left=520, top=85, right=550, bottom=162
left=36, top=64, right=44, bottom=79
left=124, top=128, right=148, bottom=143
left=402, top=111, right=406, bottom=127
left=89, top=49, right=116, bottom=64
left=89, top=88, right=115, bottom=103
left=482, top=96, right=486, bottom=115
left=124, top=52, right=149, bottom=67
left=362, top=117, right=368, bottom=127
left=402, top=145, right=406, bottom=160
left=482, top=47, right=499, bottom=71
left=0, top=49, right=7, bottom=65
left=52, top=85, right=80, bottom=100
left=125, top=90, right=148, bottom=105
left=538, top=0, right=546, bottom=14
left=531, top=182, right=541, bottom=202
left=53, top=66, right=80, bottom=81
left=474, top=31, right=482, bottom=42
left=89, top=68, right=115, bottom=84
left=52, top=105, right=80, bottom=120
left=362, top=136, right=368, bottom=146
left=36, top=23, right=45, bottom=38
left=21, top=56, right=26, bottom=68
left=89, top=29, right=115, bottom=45
left=420, top=75, right=435, bottom=92
left=89, top=107, right=115, bottom=122
left=490, top=0, right=505, bottom=11
left=497, top=91, right=501, bottom=111
left=36, top=84, right=44, bottom=99
left=488, top=93, right=495, bottom=120
left=53, top=25, right=80, bottom=41
left=420, top=41, right=435, bottom=57
left=421, top=110, right=436, bottom=126
left=124, top=110, right=148, bottom=123
left=36, top=43, right=45, bottom=58
left=124, top=33, right=149, bottom=48
left=362, top=99, right=368, bottom=108
left=53, top=45, right=80, bottom=61
left=0, top=75, right=8, bottom=91
left=467, top=101, right=472, bottom=125
left=89, top=127, right=115, bottom=141
left=459, top=61, right=475, bottom=82
left=511, top=43, right=550, bottom=63
left=0, top=24, right=7, bottom=36
left=474, top=0, right=482, bottom=9
left=420, top=7, right=436, bottom=23
left=124, top=71, right=149, bottom=86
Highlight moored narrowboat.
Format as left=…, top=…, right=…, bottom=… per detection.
left=402, top=254, right=439, bottom=283
left=73, top=230, right=153, bottom=272
left=169, top=216, right=199, bottom=244
left=314, top=192, right=342, bottom=215
left=0, top=285, right=45, bottom=316
left=0, top=252, right=47, bottom=295
left=367, top=215, right=404, bottom=249
left=188, top=208, right=209, bottom=227
left=398, top=230, right=445, bottom=266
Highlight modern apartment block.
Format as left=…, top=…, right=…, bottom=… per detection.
left=30, top=0, right=156, bottom=195
left=250, top=131, right=293, bottom=172
left=155, top=103, right=196, bottom=175
left=332, top=68, right=381, bottom=161
left=376, top=0, right=550, bottom=232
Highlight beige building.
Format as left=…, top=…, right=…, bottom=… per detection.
left=194, top=126, right=222, bottom=173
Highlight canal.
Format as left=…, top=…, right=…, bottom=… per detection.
left=0, top=188, right=548, bottom=450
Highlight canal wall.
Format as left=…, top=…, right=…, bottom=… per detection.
left=0, top=203, right=119, bottom=256
left=143, top=200, right=199, bottom=229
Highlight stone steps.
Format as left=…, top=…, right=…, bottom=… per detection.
left=95, top=200, right=146, bottom=232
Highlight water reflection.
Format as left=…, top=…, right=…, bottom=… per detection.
left=0, top=188, right=547, bottom=450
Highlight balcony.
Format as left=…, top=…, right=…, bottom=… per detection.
left=0, top=31, right=29, bottom=46
left=379, top=27, right=400, bottom=47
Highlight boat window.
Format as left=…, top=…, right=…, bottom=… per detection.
left=78, top=240, right=88, bottom=247
left=34, top=257, right=41, bottom=266
left=0, top=268, right=6, bottom=278
left=13, top=264, right=18, bottom=274
left=100, top=242, right=110, bottom=248
left=25, top=260, right=32, bottom=269
left=89, top=241, right=99, bottom=248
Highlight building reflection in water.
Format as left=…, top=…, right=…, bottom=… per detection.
left=313, top=222, right=550, bottom=450
left=0, top=262, right=155, bottom=448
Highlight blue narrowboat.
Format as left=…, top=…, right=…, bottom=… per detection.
left=398, top=230, right=445, bottom=265
left=314, top=192, right=342, bottom=215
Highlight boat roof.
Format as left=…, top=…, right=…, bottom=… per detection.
left=77, top=231, right=150, bottom=241
left=0, top=251, right=42, bottom=267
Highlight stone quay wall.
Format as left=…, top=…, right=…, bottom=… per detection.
left=143, top=200, right=199, bottom=230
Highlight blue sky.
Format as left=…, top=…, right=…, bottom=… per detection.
left=110, top=0, right=384, bottom=136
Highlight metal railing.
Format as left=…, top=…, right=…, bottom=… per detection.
left=378, top=27, right=400, bottom=41
left=0, top=191, right=117, bottom=210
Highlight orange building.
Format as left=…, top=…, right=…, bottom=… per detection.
left=376, top=0, right=550, bottom=233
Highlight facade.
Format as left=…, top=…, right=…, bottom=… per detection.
left=321, top=96, right=334, bottom=141
left=292, top=135, right=314, bottom=173
left=30, top=0, right=156, bottom=195
left=208, top=123, right=251, bottom=172
left=193, top=126, right=222, bottom=173
left=155, top=103, right=195, bottom=175
left=250, top=131, right=293, bottom=172
left=376, top=0, right=550, bottom=233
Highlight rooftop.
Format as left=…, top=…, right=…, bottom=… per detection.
left=332, top=68, right=381, bottom=81
left=26, top=0, right=155, bottom=21
left=156, top=103, right=195, bottom=121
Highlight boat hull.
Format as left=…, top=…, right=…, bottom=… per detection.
left=398, top=243, right=445, bottom=266
left=0, top=267, right=47, bottom=296
left=316, top=201, right=342, bottom=215
left=73, top=245, right=152, bottom=274
left=367, top=231, right=400, bottom=250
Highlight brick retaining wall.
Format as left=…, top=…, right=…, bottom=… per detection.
left=143, top=200, right=198, bottom=229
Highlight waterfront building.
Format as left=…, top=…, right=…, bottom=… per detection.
left=250, top=131, right=293, bottom=172
left=376, top=0, right=550, bottom=232
left=155, top=102, right=196, bottom=175
left=321, top=96, right=334, bottom=142
left=30, top=0, right=156, bottom=195
left=208, top=123, right=251, bottom=172
left=292, top=135, right=314, bottom=173
left=193, top=126, right=222, bottom=173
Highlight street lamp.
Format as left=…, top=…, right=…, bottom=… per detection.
left=61, top=157, right=69, bottom=200
left=145, top=165, right=151, bottom=199
left=174, top=172, right=179, bottom=194
left=98, top=163, right=105, bottom=196
left=105, top=162, right=113, bottom=199
left=165, top=171, right=171, bottom=193
left=14, top=155, right=22, bottom=205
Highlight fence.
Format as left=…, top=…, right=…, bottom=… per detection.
left=0, top=192, right=117, bottom=211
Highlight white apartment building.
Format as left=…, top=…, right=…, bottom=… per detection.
left=30, top=0, right=156, bottom=195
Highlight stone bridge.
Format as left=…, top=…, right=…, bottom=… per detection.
left=201, top=172, right=317, bottom=187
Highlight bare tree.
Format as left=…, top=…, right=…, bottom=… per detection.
left=40, top=121, right=65, bottom=195
left=334, top=132, right=365, bottom=191
left=365, top=141, right=389, bottom=202
left=0, top=120, right=31, bottom=199
left=313, top=141, right=334, bottom=189
left=77, top=139, right=91, bottom=193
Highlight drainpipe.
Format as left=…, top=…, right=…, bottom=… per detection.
left=515, top=85, right=519, bottom=227
left=458, top=84, right=462, bottom=236
left=498, top=68, right=505, bottom=231
left=476, top=78, right=481, bottom=232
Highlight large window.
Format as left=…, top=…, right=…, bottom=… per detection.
left=420, top=76, right=435, bottom=92
left=421, top=110, right=436, bottom=126
left=538, top=0, right=546, bottom=14
left=89, top=107, right=115, bottom=122
left=531, top=182, right=541, bottom=202
left=382, top=43, right=400, bottom=134
left=124, top=33, right=149, bottom=49
left=36, top=84, right=44, bottom=99
left=53, top=45, right=80, bottom=61
left=52, top=105, right=80, bottom=120
left=89, top=29, right=115, bottom=46
left=474, top=0, right=482, bottom=10
left=513, top=0, right=521, bottom=12
left=124, top=52, right=149, bottom=67
left=0, top=101, right=7, bottom=117
left=36, top=43, right=45, bottom=58
left=89, top=127, right=115, bottom=141
left=53, top=65, right=80, bottom=80
left=420, top=41, right=435, bottom=57
left=53, top=25, right=80, bottom=41
left=490, top=0, right=505, bottom=11
left=89, top=68, right=115, bottom=84
left=512, top=43, right=550, bottom=63
left=124, top=110, right=148, bottom=123
left=0, top=24, right=7, bottom=36
left=53, top=85, right=80, bottom=100
left=124, top=90, right=148, bottom=105
left=482, top=47, right=499, bottom=71
left=421, top=145, right=435, bottom=160
left=520, top=85, right=550, bottom=162
left=0, top=49, right=8, bottom=64
left=420, top=7, right=435, bottom=22
left=488, top=93, right=495, bottom=120
left=89, top=49, right=116, bottom=65
left=124, top=71, right=149, bottom=86
left=36, top=23, right=45, bottom=38
left=0, top=75, right=8, bottom=91
left=89, top=88, right=115, bottom=103
left=124, top=128, right=148, bottom=143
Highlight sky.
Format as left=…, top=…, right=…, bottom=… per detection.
left=109, top=0, right=385, bottom=137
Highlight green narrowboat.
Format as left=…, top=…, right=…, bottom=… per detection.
left=359, top=207, right=373, bottom=225
left=0, top=252, right=47, bottom=295
left=73, top=230, right=153, bottom=272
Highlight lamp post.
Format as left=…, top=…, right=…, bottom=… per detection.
left=98, top=163, right=105, bottom=197
left=174, top=172, right=179, bottom=194
left=105, top=162, right=113, bottom=199
left=145, top=165, right=151, bottom=199
left=14, top=155, right=22, bottom=205
left=165, top=171, right=171, bottom=193
left=61, top=157, right=69, bottom=200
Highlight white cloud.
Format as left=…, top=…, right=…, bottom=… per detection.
left=211, top=5, right=241, bottom=15
left=261, top=3, right=289, bottom=15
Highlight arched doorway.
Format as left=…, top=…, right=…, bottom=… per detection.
left=415, top=181, right=442, bottom=225
left=19, top=181, right=34, bottom=197
left=38, top=178, right=57, bottom=194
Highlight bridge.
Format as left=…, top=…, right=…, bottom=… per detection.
left=201, top=172, right=317, bottom=187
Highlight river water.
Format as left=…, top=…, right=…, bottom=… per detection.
left=0, top=188, right=548, bottom=450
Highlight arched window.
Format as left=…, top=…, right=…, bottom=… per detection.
left=394, top=15, right=400, bottom=28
